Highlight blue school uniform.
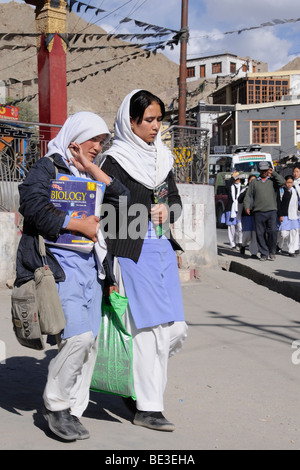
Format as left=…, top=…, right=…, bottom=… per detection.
left=49, top=247, right=103, bottom=339
left=118, top=222, right=185, bottom=330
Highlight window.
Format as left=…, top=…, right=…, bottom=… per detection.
left=187, top=66, right=195, bottom=78
left=222, top=122, right=233, bottom=146
left=212, top=62, right=222, bottom=74
left=230, top=62, right=236, bottom=74
left=200, top=64, right=206, bottom=78
left=247, top=78, right=290, bottom=103
left=252, top=121, right=279, bottom=144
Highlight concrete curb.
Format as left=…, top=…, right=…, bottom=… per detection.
left=219, top=258, right=300, bottom=304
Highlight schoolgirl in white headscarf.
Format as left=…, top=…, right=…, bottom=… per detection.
left=102, top=89, right=173, bottom=189
left=100, top=90, right=187, bottom=433
left=41, top=112, right=123, bottom=440
left=45, top=111, right=111, bottom=178
left=45, top=111, right=111, bottom=275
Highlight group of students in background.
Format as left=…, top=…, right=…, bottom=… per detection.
left=222, top=162, right=300, bottom=260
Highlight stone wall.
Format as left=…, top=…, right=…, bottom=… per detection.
left=0, top=183, right=218, bottom=285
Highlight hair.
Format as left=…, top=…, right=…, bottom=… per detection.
left=129, top=90, right=165, bottom=124
left=294, top=163, right=300, bottom=170
left=285, top=174, right=294, bottom=181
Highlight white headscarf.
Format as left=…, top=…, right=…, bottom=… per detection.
left=45, top=111, right=111, bottom=178
left=44, top=111, right=111, bottom=279
left=101, top=89, right=174, bottom=189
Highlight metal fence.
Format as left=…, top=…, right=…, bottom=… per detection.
left=162, top=125, right=210, bottom=184
left=0, top=120, right=209, bottom=212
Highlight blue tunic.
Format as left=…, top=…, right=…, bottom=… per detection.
left=118, top=223, right=185, bottom=330
left=221, top=211, right=240, bottom=226
left=241, top=215, right=255, bottom=232
left=49, top=246, right=103, bottom=339
left=277, top=215, right=299, bottom=231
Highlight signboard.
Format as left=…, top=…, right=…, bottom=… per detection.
left=236, top=154, right=267, bottom=161
left=0, top=105, right=19, bottom=121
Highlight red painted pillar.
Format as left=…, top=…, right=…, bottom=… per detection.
left=38, top=33, right=67, bottom=152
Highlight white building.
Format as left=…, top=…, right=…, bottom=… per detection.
left=0, top=81, right=6, bottom=104
left=186, top=52, right=268, bottom=82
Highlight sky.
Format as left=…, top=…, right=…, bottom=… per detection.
left=2, top=0, right=300, bottom=71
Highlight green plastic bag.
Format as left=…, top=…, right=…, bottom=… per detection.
left=90, top=291, right=136, bottom=399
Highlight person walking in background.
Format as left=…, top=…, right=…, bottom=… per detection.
left=277, top=175, right=299, bottom=257
left=221, top=170, right=242, bottom=250
left=15, top=112, right=129, bottom=441
left=293, top=163, right=300, bottom=254
left=100, top=89, right=188, bottom=432
left=244, top=161, right=285, bottom=261
left=238, top=174, right=258, bottom=258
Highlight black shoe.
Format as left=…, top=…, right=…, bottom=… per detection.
left=71, top=415, right=90, bottom=440
left=276, top=246, right=282, bottom=254
left=289, top=253, right=296, bottom=258
left=133, top=411, right=175, bottom=432
left=43, top=407, right=79, bottom=441
left=240, top=246, right=246, bottom=255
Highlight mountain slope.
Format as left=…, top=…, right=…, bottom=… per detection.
left=0, top=1, right=179, bottom=128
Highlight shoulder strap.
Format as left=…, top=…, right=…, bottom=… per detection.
left=38, top=234, right=46, bottom=259
left=44, top=155, right=58, bottom=178
left=39, top=156, right=57, bottom=265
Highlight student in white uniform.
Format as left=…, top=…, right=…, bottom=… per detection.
left=100, top=89, right=188, bottom=432
left=221, top=171, right=242, bottom=249
left=277, top=175, right=300, bottom=257
left=16, top=112, right=129, bottom=441
left=293, top=164, right=300, bottom=253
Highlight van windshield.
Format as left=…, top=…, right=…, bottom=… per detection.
left=235, top=162, right=266, bottom=172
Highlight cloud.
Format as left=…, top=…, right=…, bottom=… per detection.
left=202, top=0, right=300, bottom=26
left=186, top=25, right=295, bottom=71
left=185, top=0, right=300, bottom=71
left=1, top=0, right=299, bottom=71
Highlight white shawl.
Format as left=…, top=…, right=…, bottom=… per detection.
left=44, top=111, right=111, bottom=279
left=231, top=182, right=241, bottom=218
left=101, top=89, right=174, bottom=189
left=288, top=187, right=299, bottom=220
left=294, top=179, right=300, bottom=217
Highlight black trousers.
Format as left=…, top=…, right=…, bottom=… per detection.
left=254, top=210, right=278, bottom=257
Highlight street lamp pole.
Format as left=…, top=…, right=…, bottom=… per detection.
left=178, top=0, right=188, bottom=127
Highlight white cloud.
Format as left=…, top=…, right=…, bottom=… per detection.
left=186, top=0, right=300, bottom=70
left=0, top=0, right=299, bottom=70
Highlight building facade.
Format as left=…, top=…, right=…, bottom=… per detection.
left=186, top=52, right=268, bottom=82
left=213, top=71, right=300, bottom=105
left=211, top=97, right=300, bottom=161
left=206, top=70, right=300, bottom=161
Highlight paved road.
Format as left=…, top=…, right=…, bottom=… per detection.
left=0, top=231, right=300, bottom=451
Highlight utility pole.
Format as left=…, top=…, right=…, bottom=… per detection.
left=178, top=0, right=189, bottom=127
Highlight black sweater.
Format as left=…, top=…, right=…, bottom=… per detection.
left=277, top=187, right=292, bottom=218
left=101, top=155, right=183, bottom=262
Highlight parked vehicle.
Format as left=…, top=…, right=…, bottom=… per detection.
left=209, top=145, right=273, bottom=177
left=231, top=145, right=273, bottom=172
